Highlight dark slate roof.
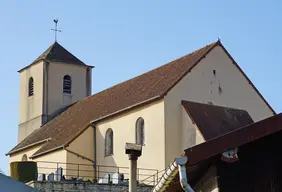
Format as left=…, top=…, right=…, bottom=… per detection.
left=0, top=173, right=40, bottom=192
left=8, top=40, right=275, bottom=158
left=18, top=42, right=90, bottom=72
left=182, top=100, right=254, bottom=141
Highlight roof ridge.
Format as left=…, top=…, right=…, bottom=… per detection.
left=33, top=41, right=58, bottom=62
left=80, top=41, right=218, bottom=104
left=47, top=42, right=86, bottom=65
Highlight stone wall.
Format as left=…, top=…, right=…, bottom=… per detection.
left=28, top=181, right=153, bottom=192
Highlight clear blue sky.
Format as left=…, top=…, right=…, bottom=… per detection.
left=0, top=1, right=281, bottom=174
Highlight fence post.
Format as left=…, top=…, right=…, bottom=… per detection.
left=77, top=164, right=79, bottom=178
left=137, top=168, right=139, bottom=181
left=97, top=165, right=99, bottom=181
left=57, top=162, right=59, bottom=179
left=156, top=170, right=159, bottom=183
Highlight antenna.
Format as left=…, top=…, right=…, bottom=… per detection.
left=51, top=19, right=62, bottom=42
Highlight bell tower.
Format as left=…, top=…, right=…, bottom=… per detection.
left=17, top=42, right=94, bottom=142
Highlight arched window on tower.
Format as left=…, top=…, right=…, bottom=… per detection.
left=28, top=77, right=34, bottom=97
left=63, top=75, right=72, bottom=94
left=136, top=117, right=145, bottom=145
left=22, top=154, right=27, bottom=161
left=105, top=128, right=113, bottom=156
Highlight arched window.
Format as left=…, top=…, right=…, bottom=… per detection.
left=105, top=128, right=113, bottom=156
left=22, top=154, right=27, bottom=161
left=28, top=77, right=34, bottom=97
left=136, top=117, right=145, bottom=145
left=63, top=75, right=72, bottom=94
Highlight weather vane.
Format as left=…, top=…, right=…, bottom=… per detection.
left=51, top=19, right=62, bottom=42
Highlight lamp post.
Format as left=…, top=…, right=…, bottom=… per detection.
left=125, top=143, right=142, bottom=192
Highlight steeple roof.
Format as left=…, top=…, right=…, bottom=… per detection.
left=18, top=42, right=92, bottom=72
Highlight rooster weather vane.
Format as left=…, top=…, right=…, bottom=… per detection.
left=51, top=19, right=61, bottom=42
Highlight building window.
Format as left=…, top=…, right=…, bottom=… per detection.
left=28, top=77, right=34, bottom=97
left=22, top=154, right=27, bottom=161
left=105, top=128, right=113, bottom=156
left=136, top=117, right=145, bottom=145
left=63, top=75, right=72, bottom=94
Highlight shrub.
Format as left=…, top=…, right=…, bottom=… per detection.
left=10, top=161, right=38, bottom=183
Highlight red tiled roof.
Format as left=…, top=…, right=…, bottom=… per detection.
left=7, top=40, right=276, bottom=157
left=182, top=100, right=254, bottom=141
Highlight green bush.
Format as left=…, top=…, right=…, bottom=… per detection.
left=10, top=161, right=38, bottom=183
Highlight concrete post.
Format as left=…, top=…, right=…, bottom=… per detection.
left=129, top=156, right=138, bottom=192
left=125, top=143, right=142, bottom=192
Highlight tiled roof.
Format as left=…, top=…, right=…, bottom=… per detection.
left=8, top=40, right=275, bottom=157
left=9, top=41, right=217, bottom=157
left=18, top=42, right=91, bottom=72
left=182, top=100, right=254, bottom=141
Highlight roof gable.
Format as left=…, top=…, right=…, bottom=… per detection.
left=182, top=100, right=254, bottom=141
left=8, top=40, right=275, bottom=157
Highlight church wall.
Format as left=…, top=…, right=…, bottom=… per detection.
left=33, top=149, right=67, bottom=178
left=67, top=127, right=94, bottom=162
left=47, top=62, right=89, bottom=116
left=164, top=45, right=274, bottom=166
left=9, top=145, right=67, bottom=179
left=95, top=99, right=165, bottom=182
left=9, top=144, right=43, bottom=175
left=18, top=61, right=44, bottom=142
left=66, top=152, right=94, bottom=180
left=18, top=117, right=43, bottom=143
left=66, top=127, right=94, bottom=179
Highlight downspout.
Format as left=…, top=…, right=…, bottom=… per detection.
left=91, top=123, right=97, bottom=180
left=152, top=156, right=194, bottom=192
left=177, top=157, right=194, bottom=192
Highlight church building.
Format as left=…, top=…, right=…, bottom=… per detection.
left=7, top=40, right=276, bottom=182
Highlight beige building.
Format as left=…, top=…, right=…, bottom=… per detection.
left=7, top=40, right=275, bottom=183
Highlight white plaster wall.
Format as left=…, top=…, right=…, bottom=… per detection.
left=18, top=62, right=44, bottom=142
left=164, top=45, right=274, bottom=166
left=96, top=100, right=165, bottom=181
left=47, top=62, right=89, bottom=116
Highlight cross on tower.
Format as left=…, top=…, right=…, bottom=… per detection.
left=51, top=19, right=62, bottom=42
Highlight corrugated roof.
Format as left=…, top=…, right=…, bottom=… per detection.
left=182, top=100, right=254, bottom=141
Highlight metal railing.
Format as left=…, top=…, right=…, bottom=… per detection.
left=35, top=161, right=159, bottom=185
